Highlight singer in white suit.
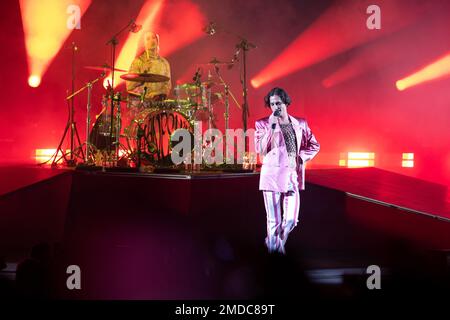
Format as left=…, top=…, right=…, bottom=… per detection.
left=255, top=87, right=320, bottom=254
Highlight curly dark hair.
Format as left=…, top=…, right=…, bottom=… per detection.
left=264, top=87, right=291, bottom=108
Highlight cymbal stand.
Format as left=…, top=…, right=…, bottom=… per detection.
left=113, top=92, right=122, bottom=152
left=205, top=22, right=256, bottom=152
left=106, top=19, right=135, bottom=161
left=211, top=61, right=236, bottom=157
left=85, top=82, right=93, bottom=163
left=112, top=92, right=131, bottom=165
left=66, top=72, right=105, bottom=164
left=207, top=71, right=214, bottom=130
left=211, top=62, right=237, bottom=132
left=234, top=38, right=256, bottom=153
left=224, top=84, right=230, bottom=133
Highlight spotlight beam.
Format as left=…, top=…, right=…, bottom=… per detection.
left=251, top=0, right=425, bottom=89
left=396, top=53, right=450, bottom=91
left=19, top=0, right=91, bottom=85
left=107, top=0, right=206, bottom=88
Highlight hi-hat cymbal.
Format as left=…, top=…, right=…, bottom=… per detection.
left=163, top=99, right=193, bottom=106
left=175, top=81, right=217, bottom=90
left=175, top=83, right=199, bottom=90
left=103, top=93, right=130, bottom=103
left=85, top=63, right=127, bottom=72
left=121, top=73, right=170, bottom=83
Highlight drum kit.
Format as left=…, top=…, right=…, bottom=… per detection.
left=82, top=63, right=229, bottom=168
left=45, top=19, right=254, bottom=169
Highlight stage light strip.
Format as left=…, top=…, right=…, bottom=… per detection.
left=396, top=53, right=450, bottom=91
left=35, top=149, right=70, bottom=164
left=348, top=152, right=375, bottom=160
left=340, top=152, right=375, bottom=168
left=402, top=153, right=414, bottom=160
left=402, top=160, right=414, bottom=168
left=348, top=159, right=375, bottom=168
left=19, top=0, right=92, bottom=86
left=401, top=153, right=414, bottom=168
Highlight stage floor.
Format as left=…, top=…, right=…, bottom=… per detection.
left=1, top=164, right=448, bottom=218
left=1, top=165, right=449, bottom=299
left=308, top=167, right=450, bottom=219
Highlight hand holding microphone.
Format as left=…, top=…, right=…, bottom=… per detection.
left=270, top=107, right=282, bottom=129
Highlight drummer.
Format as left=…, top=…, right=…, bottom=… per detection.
left=126, top=31, right=171, bottom=101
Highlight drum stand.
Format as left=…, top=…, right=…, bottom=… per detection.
left=45, top=97, right=84, bottom=167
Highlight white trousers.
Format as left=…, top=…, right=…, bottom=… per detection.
left=262, top=174, right=300, bottom=254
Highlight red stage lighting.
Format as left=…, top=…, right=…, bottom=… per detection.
left=396, top=53, right=450, bottom=91
left=252, top=0, right=423, bottom=89
left=28, top=75, right=41, bottom=88
left=107, top=0, right=165, bottom=88
left=108, top=0, right=206, bottom=88
left=19, top=0, right=91, bottom=84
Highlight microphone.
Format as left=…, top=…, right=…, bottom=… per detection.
left=271, top=108, right=281, bottom=129
left=130, top=20, right=142, bottom=33
left=274, top=108, right=281, bottom=117
left=203, top=22, right=216, bottom=35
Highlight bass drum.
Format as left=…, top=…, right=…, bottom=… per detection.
left=124, top=108, right=193, bottom=164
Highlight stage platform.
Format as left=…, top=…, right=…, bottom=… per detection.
left=0, top=165, right=449, bottom=299
left=308, top=167, right=450, bottom=220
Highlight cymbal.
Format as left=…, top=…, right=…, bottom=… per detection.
left=85, top=64, right=127, bottom=72
left=198, top=58, right=233, bottom=66
left=127, top=91, right=141, bottom=97
left=121, top=73, right=170, bottom=83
